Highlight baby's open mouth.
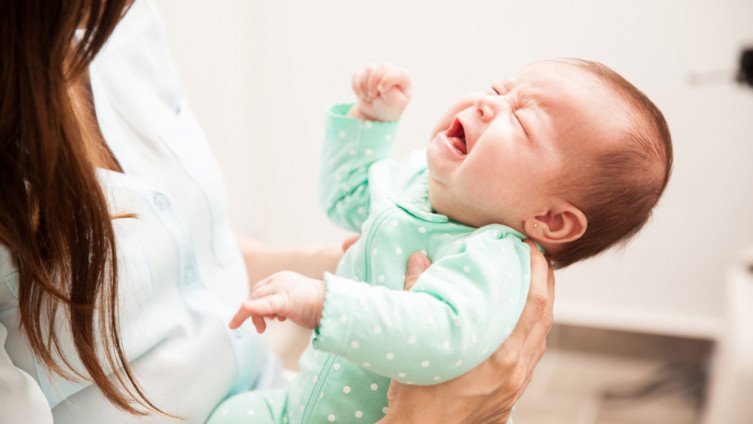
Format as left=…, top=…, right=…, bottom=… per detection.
left=446, top=118, right=467, bottom=155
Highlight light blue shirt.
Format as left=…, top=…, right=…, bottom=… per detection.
left=0, top=1, right=280, bottom=422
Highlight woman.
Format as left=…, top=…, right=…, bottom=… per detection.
left=0, top=1, right=553, bottom=422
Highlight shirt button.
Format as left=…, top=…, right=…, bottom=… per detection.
left=153, top=193, right=170, bottom=211
left=184, top=265, right=196, bottom=282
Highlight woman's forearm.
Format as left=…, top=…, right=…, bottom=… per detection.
left=235, top=234, right=342, bottom=288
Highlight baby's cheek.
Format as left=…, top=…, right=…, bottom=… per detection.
left=433, top=95, right=476, bottom=136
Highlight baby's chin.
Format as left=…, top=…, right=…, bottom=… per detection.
left=428, top=181, right=527, bottom=230
left=427, top=182, right=483, bottom=228
left=426, top=178, right=451, bottom=217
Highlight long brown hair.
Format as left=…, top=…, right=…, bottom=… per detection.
left=0, top=0, right=165, bottom=415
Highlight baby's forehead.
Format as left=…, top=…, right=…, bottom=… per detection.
left=486, top=64, right=605, bottom=112
left=515, top=61, right=604, bottom=92
left=486, top=61, right=634, bottom=143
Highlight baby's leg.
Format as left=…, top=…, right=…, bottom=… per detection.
left=206, top=388, right=288, bottom=424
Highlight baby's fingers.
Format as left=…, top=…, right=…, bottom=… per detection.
left=251, top=314, right=267, bottom=333
left=366, top=63, right=392, bottom=98
left=359, top=67, right=374, bottom=100
left=351, top=71, right=365, bottom=99
left=229, top=294, right=287, bottom=329
left=377, top=67, right=412, bottom=98
left=351, top=67, right=375, bottom=100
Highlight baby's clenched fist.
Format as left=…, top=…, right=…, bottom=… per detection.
left=349, top=62, right=412, bottom=122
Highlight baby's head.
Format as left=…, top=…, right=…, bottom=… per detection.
left=426, top=59, right=672, bottom=268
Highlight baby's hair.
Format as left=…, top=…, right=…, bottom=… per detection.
left=550, top=59, right=673, bottom=269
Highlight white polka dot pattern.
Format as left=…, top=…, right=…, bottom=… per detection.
left=309, top=106, right=534, bottom=424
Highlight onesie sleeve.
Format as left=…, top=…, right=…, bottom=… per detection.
left=0, top=324, right=54, bottom=424
left=313, top=227, right=534, bottom=385
left=319, top=103, right=399, bottom=232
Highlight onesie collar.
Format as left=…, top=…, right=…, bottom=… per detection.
left=391, top=168, right=449, bottom=223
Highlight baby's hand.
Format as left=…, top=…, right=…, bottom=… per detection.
left=349, top=62, right=412, bottom=122
left=229, top=271, right=326, bottom=333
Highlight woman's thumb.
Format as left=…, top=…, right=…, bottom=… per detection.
left=404, top=252, right=431, bottom=291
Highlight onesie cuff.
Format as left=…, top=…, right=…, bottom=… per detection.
left=313, top=272, right=369, bottom=355
left=325, top=103, right=399, bottom=158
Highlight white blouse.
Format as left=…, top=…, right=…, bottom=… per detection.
left=0, top=1, right=282, bottom=422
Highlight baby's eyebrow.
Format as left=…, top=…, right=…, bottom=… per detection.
left=490, top=80, right=514, bottom=95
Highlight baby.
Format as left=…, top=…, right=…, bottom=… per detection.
left=207, top=59, right=672, bottom=424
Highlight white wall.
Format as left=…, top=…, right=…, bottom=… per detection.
left=156, top=0, right=753, bottom=339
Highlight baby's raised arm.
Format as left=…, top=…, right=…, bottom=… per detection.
left=319, top=63, right=411, bottom=232
left=347, top=62, right=412, bottom=122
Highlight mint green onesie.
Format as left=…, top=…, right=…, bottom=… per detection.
left=207, top=104, right=535, bottom=424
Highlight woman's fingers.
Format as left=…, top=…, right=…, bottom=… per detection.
left=378, top=241, right=555, bottom=424
left=513, top=239, right=555, bottom=377
left=342, top=234, right=361, bottom=252
left=504, top=241, right=552, bottom=345
left=519, top=301, right=553, bottom=377
left=481, top=240, right=553, bottom=395
left=404, top=252, right=431, bottom=291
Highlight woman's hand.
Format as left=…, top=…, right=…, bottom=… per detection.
left=379, top=240, right=555, bottom=424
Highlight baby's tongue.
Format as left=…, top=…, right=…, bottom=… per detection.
left=449, top=136, right=467, bottom=154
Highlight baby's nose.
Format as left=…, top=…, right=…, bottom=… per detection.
left=474, top=94, right=497, bottom=122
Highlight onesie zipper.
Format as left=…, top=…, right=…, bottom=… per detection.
left=301, top=354, right=336, bottom=424
left=301, top=207, right=397, bottom=423
left=363, top=207, right=399, bottom=279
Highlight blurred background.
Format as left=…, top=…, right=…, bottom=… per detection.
left=155, top=1, right=753, bottom=422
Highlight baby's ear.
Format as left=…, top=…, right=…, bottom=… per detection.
left=523, top=203, right=587, bottom=246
